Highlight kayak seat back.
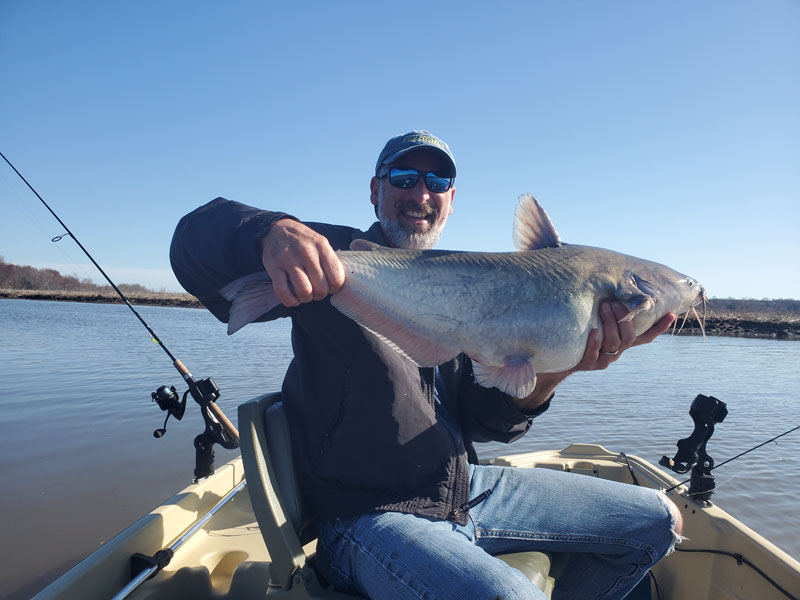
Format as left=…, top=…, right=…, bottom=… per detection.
left=240, top=392, right=357, bottom=598
left=239, top=392, right=556, bottom=599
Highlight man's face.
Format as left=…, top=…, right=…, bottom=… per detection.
left=370, top=149, right=455, bottom=249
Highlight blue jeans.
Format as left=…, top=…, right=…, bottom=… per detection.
left=316, top=463, right=678, bottom=599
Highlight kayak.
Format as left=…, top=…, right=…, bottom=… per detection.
left=33, top=393, right=800, bottom=600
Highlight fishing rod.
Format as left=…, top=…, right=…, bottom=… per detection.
left=1, top=150, right=239, bottom=479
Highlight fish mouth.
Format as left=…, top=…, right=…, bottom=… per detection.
left=673, top=286, right=707, bottom=339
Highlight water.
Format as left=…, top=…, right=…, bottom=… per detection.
left=1, top=299, right=799, bottom=598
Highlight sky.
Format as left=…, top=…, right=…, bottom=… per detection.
left=1, top=1, right=798, bottom=299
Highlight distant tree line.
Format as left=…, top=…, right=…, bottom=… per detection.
left=0, top=257, right=154, bottom=294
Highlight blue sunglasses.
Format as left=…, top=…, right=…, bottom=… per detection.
left=378, top=167, right=454, bottom=193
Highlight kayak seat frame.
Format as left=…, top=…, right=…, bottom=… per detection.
left=239, top=392, right=555, bottom=599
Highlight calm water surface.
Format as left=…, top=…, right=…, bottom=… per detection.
left=1, top=299, right=799, bottom=598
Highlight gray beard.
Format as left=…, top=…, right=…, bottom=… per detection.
left=377, top=199, right=444, bottom=250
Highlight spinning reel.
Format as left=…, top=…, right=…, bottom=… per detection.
left=151, top=375, right=239, bottom=480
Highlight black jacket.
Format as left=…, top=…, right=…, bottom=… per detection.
left=170, top=198, right=542, bottom=525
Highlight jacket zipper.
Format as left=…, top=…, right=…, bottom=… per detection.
left=451, top=488, right=493, bottom=518
left=431, top=365, right=473, bottom=522
left=320, top=367, right=351, bottom=454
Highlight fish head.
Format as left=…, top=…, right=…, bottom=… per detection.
left=615, top=259, right=706, bottom=334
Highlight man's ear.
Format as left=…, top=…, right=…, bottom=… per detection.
left=370, top=176, right=380, bottom=208
left=447, top=186, right=455, bottom=215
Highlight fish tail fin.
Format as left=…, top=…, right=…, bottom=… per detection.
left=219, top=272, right=280, bottom=335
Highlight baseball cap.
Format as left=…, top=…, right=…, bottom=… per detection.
left=375, top=130, right=456, bottom=177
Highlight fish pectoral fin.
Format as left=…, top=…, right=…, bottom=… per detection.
left=615, top=273, right=659, bottom=322
left=617, top=294, right=655, bottom=322
left=219, top=272, right=281, bottom=335
left=349, top=239, right=384, bottom=251
left=471, top=355, right=537, bottom=398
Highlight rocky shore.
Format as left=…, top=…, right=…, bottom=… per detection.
left=669, top=315, right=800, bottom=340
left=3, top=289, right=798, bottom=340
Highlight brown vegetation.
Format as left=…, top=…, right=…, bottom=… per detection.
left=0, top=256, right=157, bottom=295
left=0, top=288, right=201, bottom=307
left=0, top=257, right=200, bottom=307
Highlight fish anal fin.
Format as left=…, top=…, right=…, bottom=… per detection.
left=513, top=194, right=563, bottom=251
left=331, top=287, right=457, bottom=366
left=471, top=355, right=537, bottom=398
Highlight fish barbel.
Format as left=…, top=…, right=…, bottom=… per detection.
left=222, top=194, right=705, bottom=398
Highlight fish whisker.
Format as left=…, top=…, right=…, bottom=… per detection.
left=699, top=292, right=708, bottom=340
left=677, top=310, right=690, bottom=334
left=692, top=305, right=707, bottom=341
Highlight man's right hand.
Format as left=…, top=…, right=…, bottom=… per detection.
left=260, top=219, right=346, bottom=307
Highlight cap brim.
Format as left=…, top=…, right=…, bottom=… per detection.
left=381, top=146, right=456, bottom=177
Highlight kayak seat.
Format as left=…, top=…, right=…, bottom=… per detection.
left=239, top=393, right=556, bottom=599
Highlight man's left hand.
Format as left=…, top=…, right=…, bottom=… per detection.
left=513, top=302, right=677, bottom=412
left=571, top=301, right=677, bottom=373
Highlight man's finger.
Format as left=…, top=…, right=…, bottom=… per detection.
left=286, top=266, right=314, bottom=304
left=299, top=247, right=331, bottom=301
left=572, top=328, right=603, bottom=371
left=610, top=302, right=637, bottom=349
left=319, top=243, right=346, bottom=293
left=269, top=268, right=300, bottom=307
left=599, top=303, right=622, bottom=353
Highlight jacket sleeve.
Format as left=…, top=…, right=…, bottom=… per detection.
left=445, top=355, right=551, bottom=445
left=169, top=197, right=297, bottom=323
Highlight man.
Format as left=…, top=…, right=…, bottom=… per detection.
left=170, top=130, right=682, bottom=599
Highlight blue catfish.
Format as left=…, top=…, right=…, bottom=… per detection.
left=222, top=194, right=705, bottom=398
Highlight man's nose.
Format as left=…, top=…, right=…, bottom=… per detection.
left=408, top=177, right=430, bottom=201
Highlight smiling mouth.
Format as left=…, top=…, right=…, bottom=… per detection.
left=398, top=205, right=437, bottom=227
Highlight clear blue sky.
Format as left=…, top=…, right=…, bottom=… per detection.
left=1, top=1, right=798, bottom=299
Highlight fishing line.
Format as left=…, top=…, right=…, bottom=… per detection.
left=1, top=149, right=240, bottom=477
left=0, top=150, right=179, bottom=362
left=1, top=168, right=107, bottom=286
left=665, top=423, right=800, bottom=493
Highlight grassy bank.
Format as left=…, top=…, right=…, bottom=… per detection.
left=3, top=288, right=799, bottom=340
left=0, top=288, right=202, bottom=308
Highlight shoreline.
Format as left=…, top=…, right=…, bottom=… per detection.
left=2, top=289, right=799, bottom=340
left=0, top=288, right=202, bottom=308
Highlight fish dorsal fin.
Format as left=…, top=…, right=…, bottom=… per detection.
left=513, top=193, right=563, bottom=251
left=350, top=239, right=383, bottom=251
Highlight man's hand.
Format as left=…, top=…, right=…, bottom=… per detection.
left=512, top=301, right=677, bottom=413
left=570, top=301, right=677, bottom=373
left=260, top=219, right=346, bottom=307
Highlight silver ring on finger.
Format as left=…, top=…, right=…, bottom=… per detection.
left=601, top=349, right=619, bottom=356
